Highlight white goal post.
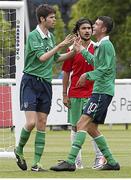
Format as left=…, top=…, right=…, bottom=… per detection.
left=0, top=1, right=24, bottom=158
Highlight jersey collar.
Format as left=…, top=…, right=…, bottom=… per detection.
left=36, top=25, right=51, bottom=39
left=87, top=40, right=95, bottom=50
left=95, top=36, right=109, bottom=47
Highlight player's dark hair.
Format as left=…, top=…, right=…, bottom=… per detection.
left=72, top=18, right=93, bottom=35
left=98, top=16, right=114, bottom=34
left=36, top=4, right=56, bottom=23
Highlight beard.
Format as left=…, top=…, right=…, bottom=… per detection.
left=81, top=36, right=90, bottom=41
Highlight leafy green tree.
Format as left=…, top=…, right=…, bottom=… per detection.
left=68, top=0, right=131, bottom=78
left=52, top=5, right=65, bottom=78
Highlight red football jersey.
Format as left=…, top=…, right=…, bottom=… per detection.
left=62, top=41, right=94, bottom=98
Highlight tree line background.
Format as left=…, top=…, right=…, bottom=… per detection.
left=53, top=0, right=131, bottom=78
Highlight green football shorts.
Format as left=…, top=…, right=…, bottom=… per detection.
left=68, top=97, right=89, bottom=126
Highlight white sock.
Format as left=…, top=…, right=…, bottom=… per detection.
left=92, top=138, right=103, bottom=158
left=71, top=130, right=82, bottom=165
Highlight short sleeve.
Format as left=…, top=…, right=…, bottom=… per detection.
left=27, top=33, right=46, bottom=58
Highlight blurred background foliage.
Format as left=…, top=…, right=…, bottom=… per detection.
left=52, top=0, right=131, bottom=78
left=1, top=0, right=131, bottom=79
left=52, top=5, right=65, bottom=78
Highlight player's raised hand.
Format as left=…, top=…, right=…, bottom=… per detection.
left=73, top=35, right=82, bottom=53
left=76, top=73, right=87, bottom=87
left=58, top=34, right=75, bottom=48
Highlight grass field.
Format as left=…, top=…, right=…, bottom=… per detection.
left=0, top=124, right=131, bottom=178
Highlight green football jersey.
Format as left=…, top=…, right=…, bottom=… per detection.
left=81, top=38, right=116, bottom=96
left=24, top=27, right=60, bottom=83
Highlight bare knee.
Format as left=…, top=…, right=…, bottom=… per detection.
left=25, top=111, right=36, bottom=131
left=25, top=120, right=35, bottom=131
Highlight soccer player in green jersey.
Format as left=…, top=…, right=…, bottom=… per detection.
left=62, top=18, right=106, bottom=169
left=14, top=4, right=75, bottom=172
left=50, top=16, right=120, bottom=171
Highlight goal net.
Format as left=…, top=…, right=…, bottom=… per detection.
left=0, top=1, right=24, bottom=158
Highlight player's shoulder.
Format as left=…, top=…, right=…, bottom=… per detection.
left=101, top=40, right=114, bottom=48
left=30, top=29, right=38, bottom=35
left=28, top=29, right=39, bottom=39
left=100, top=40, right=115, bottom=54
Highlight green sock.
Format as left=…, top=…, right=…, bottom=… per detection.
left=16, top=127, right=31, bottom=155
left=67, top=131, right=86, bottom=165
left=32, top=130, right=45, bottom=166
left=94, top=135, right=117, bottom=165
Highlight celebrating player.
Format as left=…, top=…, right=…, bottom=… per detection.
left=50, top=16, right=120, bottom=171
left=14, top=4, right=75, bottom=172
left=62, top=18, right=106, bottom=169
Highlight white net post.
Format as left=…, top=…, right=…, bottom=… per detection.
left=0, top=1, right=24, bottom=158
left=12, top=1, right=25, bottom=147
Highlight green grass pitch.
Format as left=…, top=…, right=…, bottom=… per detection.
left=0, top=124, right=131, bottom=178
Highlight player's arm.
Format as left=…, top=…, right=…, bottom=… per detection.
left=39, top=34, right=74, bottom=62
left=86, top=44, right=114, bottom=81
left=80, top=48, right=94, bottom=65
left=62, top=53, right=72, bottom=108
left=62, top=71, right=71, bottom=108
left=76, top=44, right=114, bottom=87
left=73, top=36, right=94, bottom=65
left=57, top=50, right=75, bottom=62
